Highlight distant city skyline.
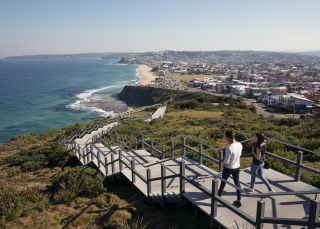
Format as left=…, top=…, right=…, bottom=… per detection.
left=1, top=0, right=320, bottom=57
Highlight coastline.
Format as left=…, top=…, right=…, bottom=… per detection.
left=137, top=64, right=156, bottom=85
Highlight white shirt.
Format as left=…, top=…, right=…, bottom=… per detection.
left=224, top=142, right=243, bottom=169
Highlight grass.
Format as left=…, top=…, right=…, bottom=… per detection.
left=1, top=87, right=320, bottom=227
left=174, top=73, right=222, bottom=82
left=166, top=110, right=223, bottom=119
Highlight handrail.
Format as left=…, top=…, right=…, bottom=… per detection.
left=243, top=190, right=320, bottom=198
left=182, top=174, right=256, bottom=225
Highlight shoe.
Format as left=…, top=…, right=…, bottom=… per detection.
left=269, top=188, right=275, bottom=193
left=233, top=200, right=242, bottom=208
left=244, top=187, right=254, bottom=192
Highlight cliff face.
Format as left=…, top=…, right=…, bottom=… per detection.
left=118, top=86, right=174, bottom=107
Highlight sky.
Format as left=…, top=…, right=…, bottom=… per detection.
left=0, top=0, right=320, bottom=57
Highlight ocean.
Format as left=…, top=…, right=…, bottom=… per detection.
left=0, top=57, right=140, bottom=143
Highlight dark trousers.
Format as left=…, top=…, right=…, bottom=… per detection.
left=218, top=167, right=241, bottom=201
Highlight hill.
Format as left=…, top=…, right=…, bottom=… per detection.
left=0, top=86, right=319, bottom=228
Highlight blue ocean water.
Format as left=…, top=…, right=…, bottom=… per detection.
left=0, top=58, right=139, bottom=142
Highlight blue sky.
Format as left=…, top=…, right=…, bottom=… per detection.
left=0, top=0, right=320, bottom=57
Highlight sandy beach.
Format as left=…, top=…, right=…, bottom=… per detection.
left=137, top=64, right=156, bottom=85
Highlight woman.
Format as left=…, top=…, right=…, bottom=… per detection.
left=246, top=133, right=274, bottom=192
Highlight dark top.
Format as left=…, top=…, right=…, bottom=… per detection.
left=252, top=142, right=268, bottom=165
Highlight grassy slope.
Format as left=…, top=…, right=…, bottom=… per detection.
left=0, top=88, right=319, bottom=228
left=174, top=74, right=222, bottom=83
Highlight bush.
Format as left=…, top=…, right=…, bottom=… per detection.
left=0, top=186, right=24, bottom=220
left=51, top=166, right=106, bottom=204
left=174, top=99, right=199, bottom=109
left=7, top=143, right=74, bottom=172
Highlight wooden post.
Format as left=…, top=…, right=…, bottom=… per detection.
left=151, top=140, right=154, bottom=155
left=199, top=143, right=203, bottom=164
left=210, top=179, right=218, bottom=228
left=119, top=150, right=123, bottom=171
left=104, top=156, right=108, bottom=176
left=162, top=145, right=165, bottom=159
left=256, top=200, right=265, bottom=229
left=219, top=150, right=224, bottom=172
left=182, top=136, right=186, bottom=156
left=131, top=160, right=136, bottom=183
left=180, top=161, right=185, bottom=197
left=295, top=151, right=303, bottom=182
left=147, top=168, right=151, bottom=198
left=161, top=163, right=166, bottom=209
left=171, top=140, right=175, bottom=158
left=111, top=153, right=115, bottom=174
left=308, top=199, right=320, bottom=229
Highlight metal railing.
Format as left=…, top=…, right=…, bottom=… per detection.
left=62, top=117, right=320, bottom=228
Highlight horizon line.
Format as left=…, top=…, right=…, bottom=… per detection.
left=3, top=49, right=320, bottom=59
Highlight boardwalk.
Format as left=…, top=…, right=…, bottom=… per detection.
left=62, top=105, right=320, bottom=229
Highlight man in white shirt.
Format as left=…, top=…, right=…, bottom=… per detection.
left=218, top=130, right=243, bottom=207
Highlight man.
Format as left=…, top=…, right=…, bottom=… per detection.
left=218, top=130, right=243, bottom=207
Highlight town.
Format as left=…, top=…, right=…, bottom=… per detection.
left=119, top=50, right=320, bottom=118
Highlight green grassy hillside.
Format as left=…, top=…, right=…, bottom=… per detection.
left=0, top=87, right=319, bottom=228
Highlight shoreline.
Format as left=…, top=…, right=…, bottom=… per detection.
left=137, top=64, right=156, bottom=85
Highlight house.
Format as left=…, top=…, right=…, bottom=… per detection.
left=279, top=93, right=313, bottom=109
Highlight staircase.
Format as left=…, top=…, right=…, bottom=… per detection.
left=60, top=105, right=320, bottom=229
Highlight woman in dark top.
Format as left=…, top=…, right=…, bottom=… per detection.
left=245, top=133, right=274, bottom=192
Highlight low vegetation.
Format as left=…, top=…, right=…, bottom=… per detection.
left=174, top=73, right=222, bottom=83
left=51, top=166, right=106, bottom=204
left=0, top=87, right=319, bottom=227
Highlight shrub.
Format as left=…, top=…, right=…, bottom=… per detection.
left=7, top=143, right=74, bottom=172
left=0, top=185, right=24, bottom=220
left=51, top=166, right=106, bottom=204
left=174, top=99, right=199, bottom=109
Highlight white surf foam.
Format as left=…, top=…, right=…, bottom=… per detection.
left=67, top=84, right=125, bottom=117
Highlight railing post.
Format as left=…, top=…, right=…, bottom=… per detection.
left=147, top=168, right=151, bottom=198
left=83, top=152, right=86, bottom=164
left=171, top=140, right=175, bottom=158
left=162, top=145, right=166, bottom=159
left=308, top=199, right=320, bottom=229
left=182, top=136, right=186, bottom=156
left=119, top=150, right=123, bottom=171
left=111, top=153, right=115, bottom=174
left=77, top=145, right=81, bottom=158
left=219, top=150, right=224, bottom=172
left=210, top=179, right=218, bottom=228
left=90, top=144, right=93, bottom=161
left=135, top=138, right=138, bottom=150
left=104, top=156, right=108, bottom=176
left=295, top=150, right=303, bottom=182
left=161, top=163, right=166, bottom=209
left=199, top=143, right=203, bottom=164
left=131, top=160, right=136, bottom=183
left=180, top=160, right=185, bottom=198
left=87, top=146, right=90, bottom=163
left=151, top=140, right=154, bottom=155
left=256, top=200, right=265, bottom=229
left=141, top=135, right=144, bottom=149
left=97, top=150, right=101, bottom=168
